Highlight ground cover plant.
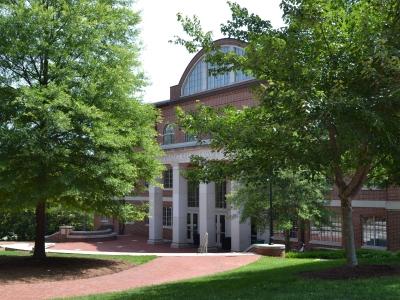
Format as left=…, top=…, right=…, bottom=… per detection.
left=0, top=250, right=155, bottom=284
left=74, top=250, right=400, bottom=300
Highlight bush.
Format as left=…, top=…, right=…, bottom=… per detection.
left=0, top=206, right=93, bottom=241
left=286, top=249, right=345, bottom=259
left=286, top=249, right=395, bottom=260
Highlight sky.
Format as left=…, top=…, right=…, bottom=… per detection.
left=135, top=0, right=285, bottom=103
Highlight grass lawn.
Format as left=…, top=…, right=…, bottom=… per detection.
left=0, top=250, right=155, bottom=265
left=74, top=252, right=400, bottom=300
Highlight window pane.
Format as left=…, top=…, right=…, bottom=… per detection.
left=311, top=214, right=342, bottom=243
left=362, top=216, right=387, bottom=247
left=215, top=181, right=227, bottom=208
left=163, top=167, right=173, bottom=189
left=187, top=181, right=199, bottom=207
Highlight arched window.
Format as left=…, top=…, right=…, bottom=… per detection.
left=182, top=45, right=252, bottom=96
left=185, top=132, right=196, bottom=143
left=163, top=124, right=175, bottom=145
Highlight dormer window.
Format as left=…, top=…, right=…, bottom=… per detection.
left=163, top=124, right=175, bottom=145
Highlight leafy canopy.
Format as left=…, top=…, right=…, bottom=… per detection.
left=0, top=0, right=163, bottom=214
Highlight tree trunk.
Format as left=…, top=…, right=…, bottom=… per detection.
left=119, top=222, right=125, bottom=235
left=33, top=201, right=46, bottom=259
left=340, top=196, right=358, bottom=267
left=284, top=230, right=291, bottom=251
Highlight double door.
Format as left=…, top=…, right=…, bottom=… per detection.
left=187, top=212, right=199, bottom=245
left=215, top=214, right=226, bottom=247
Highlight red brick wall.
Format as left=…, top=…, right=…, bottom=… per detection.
left=387, top=210, right=400, bottom=251
left=157, top=85, right=256, bottom=144
left=125, top=221, right=148, bottom=237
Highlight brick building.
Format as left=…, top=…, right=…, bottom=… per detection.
left=97, top=38, right=400, bottom=252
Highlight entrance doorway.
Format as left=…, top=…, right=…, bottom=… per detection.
left=186, top=212, right=199, bottom=245
left=215, top=214, right=226, bottom=247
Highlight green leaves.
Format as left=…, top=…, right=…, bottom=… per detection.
left=0, top=1, right=162, bottom=213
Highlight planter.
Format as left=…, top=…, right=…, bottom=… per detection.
left=253, top=244, right=286, bottom=257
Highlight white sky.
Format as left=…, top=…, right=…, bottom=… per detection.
left=135, top=0, right=285, bottom=103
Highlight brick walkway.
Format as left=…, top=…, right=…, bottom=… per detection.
left=1, top=255, right=260, bottom=300
left=51, top=235, right=198, bottom=253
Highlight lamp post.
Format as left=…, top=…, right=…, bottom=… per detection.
left=269, top=178, right=274, bottom=245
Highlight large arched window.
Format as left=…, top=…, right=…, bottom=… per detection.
left=182, top=45, right=252, bottom=96
left=163, top=124, right=175, bottom=145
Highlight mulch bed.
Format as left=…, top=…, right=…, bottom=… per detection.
left=0, top=255, right=134, bottom=284
left=301, top=264, right=400, bottom=280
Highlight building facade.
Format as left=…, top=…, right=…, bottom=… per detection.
left=97, top=38, right=400, bottom=252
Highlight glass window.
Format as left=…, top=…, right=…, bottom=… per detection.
left=273, top=220, right=298, bottom=239
left=187, top=181, right=199, bottom=207
left=183, top=59, right=206, bottom=96
left=362, top=216, right=387, bottom=247
left=182, top=45, right=253, bottom=96
left=215, top=181, right=227, bottom=208
left=311, top=214, right=342, bottom=244
left=163, top=207, right=172, bottom=227
left=185, top=132, right=196, bottom=142
left=163, top=167, right=173, bottom=189
left=163, top=124, right=175, bottom=145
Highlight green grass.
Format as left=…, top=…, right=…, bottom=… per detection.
left=0, top=250, right=156, bottom=265
left=73, top=252, right=400, bottom=300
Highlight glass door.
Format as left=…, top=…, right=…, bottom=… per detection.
left=186, top=212, right=199, bottom=244
left=215, top=214, right=226, bottom=247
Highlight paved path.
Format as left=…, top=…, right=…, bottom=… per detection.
left=1, top=255, right=260, bottom=300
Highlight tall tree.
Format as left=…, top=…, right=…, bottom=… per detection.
left=175, top=0, right=400, bottom=266
left=228, top=169, right=329, bottom=250
left=0, top=0, right=162, bottom=258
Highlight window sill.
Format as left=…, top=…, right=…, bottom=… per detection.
left=161, top=139, right=211, bottom=150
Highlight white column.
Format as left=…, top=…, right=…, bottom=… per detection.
left=199, top=182, right=216, bottom=249
left=229, top=181, right=251, bottom=251
left=147, top=185, right=163, bottom=244
left=171, top=163, right=188, bottom=248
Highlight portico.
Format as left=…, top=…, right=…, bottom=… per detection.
left=147, top=145, right=251, bottom=251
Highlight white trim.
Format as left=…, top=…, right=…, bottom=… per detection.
left=124, top=196, right=148, bottom=201
left=163, top=197, right=173, bottom=202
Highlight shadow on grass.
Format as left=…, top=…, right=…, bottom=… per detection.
left=78, top=257, right=400, bottom=300
left=0, top=251, right=155, bottom=284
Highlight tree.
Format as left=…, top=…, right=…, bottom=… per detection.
left=228, top=169, right=329, bottom=250
left=115, top=201, right=148, bottom=235
left=0, top=0, right=162, bottom=259
left=175, top=0, right=400, bottom=266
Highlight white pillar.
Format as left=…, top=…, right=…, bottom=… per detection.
left=199, top=182, right=216, bottom=249
left=229, top=181, right=251, bottom=251
left=147, top=185, right=163, bottom=244
left=171, top=163, right=188, bottom=248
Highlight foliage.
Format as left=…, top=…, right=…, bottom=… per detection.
left=0, top=206, right=93, bottom=241
left=227, top=169, right=329, bottom=232
left=115, top=202, right=148, bottom=224
left=0, top=0, right=163, bottom=255
left=175, top=0, right=400, bottom=266
left=286, top=249, right=394, bottom=260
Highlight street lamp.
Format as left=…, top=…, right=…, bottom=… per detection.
left=269, top=178, right=274, bottom=245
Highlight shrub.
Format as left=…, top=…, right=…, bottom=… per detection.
left=0, top=206, right=93, bottom=241
left=286, top=249, right=395, bottom=260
